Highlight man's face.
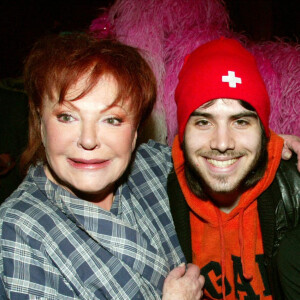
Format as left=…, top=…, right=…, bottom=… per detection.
left=184, top=99, right=263, bottom=202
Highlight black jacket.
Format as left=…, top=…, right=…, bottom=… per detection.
left=168, top=154, right=300, bottom=300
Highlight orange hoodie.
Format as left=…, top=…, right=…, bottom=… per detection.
left=172, top=131, right=283, bottom=300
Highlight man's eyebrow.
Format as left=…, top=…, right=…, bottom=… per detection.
left=190, top=111, right=212, bottom=117
left=232, top=111, right=258, bottom=119
left=190, top=111, right=258, bottom=119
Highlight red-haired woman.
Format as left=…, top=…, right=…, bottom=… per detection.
left=0, top=33, right=204, bottom=299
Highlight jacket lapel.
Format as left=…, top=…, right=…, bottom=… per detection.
left=167, top=169, right=193, bottom=263
left=257, top=178, right=279, bottom=258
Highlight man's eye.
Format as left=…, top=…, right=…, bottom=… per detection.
left=57, top=113, right=75, bottom=123
left=196, top=119, right=210, bottom=126
left=235, top=119, right=249, bottom=126
left=105, top=117, right=122, bottom=126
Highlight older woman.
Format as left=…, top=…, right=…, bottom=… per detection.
left=0, top=33, right=203, bottom=299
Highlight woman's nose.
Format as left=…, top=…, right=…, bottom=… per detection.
left=77, top=123, right=100, bottom=150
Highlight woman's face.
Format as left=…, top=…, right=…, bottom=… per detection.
left=40, top=75, right=137, bottom=208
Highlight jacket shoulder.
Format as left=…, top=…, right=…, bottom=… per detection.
left=275, top=153, right=300, bottom=226
left=276, top=153, right=300, bottom=193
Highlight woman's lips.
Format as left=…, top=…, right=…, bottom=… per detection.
left=67, top=158, right=110, bottom=170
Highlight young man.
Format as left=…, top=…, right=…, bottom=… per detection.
left=168, top=38, right=300, bottom=299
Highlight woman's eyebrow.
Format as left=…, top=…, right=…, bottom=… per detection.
left=58, top=100, right=79, bottom=111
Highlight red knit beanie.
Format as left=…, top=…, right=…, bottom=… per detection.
left=175, top=37, right=270, bottom=143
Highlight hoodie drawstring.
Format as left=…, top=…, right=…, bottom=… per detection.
left=239, top=208, right=253, bottom=281
left=214, top=207, right=227, bottom=299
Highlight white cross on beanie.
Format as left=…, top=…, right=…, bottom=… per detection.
left=222, top=71, right=242, bottom=88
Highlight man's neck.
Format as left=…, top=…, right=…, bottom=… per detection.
left=208, top=190, right=241, bottom=214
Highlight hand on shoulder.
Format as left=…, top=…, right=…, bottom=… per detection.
left=279, top=134, right=300, bottom=171
left=162, top=263, right=205, bottom=300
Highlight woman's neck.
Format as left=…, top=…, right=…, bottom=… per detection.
left=44, top=165, right=115, bottom=211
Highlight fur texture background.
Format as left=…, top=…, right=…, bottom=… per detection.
left=90, top=0, right=300, bottom=145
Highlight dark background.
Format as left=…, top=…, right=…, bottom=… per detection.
left=0, top=0, right=299, bottom=202
left=0, top=0, right=299, bottom=80
left=0, top=0, right=113, bottom=80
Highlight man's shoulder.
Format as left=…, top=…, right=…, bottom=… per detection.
left=268, top=153, right=300, bottom=223
left=277, top=152, right=298, bottom=170
left=263, top=153, right=299, bottom=200
left=276, top=153, right=300, bottom=188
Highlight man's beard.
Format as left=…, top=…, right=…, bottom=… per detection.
left=183, top=133, right=269, bottom=199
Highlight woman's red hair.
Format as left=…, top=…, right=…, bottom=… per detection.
left=21, top=32, right=157, bottom=173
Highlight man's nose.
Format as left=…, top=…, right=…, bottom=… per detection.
left=210, top=125, right=235, bottom=153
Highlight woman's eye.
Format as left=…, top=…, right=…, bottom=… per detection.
left=105, top=117, right=122, bottom=126
left=57, top=113, right=75, bottom=123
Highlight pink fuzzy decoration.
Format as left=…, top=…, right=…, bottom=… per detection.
left=109, top=0, right=168, bottom=142
left=89, top=9, right=113, bottom=39
left=250, top=41, right=300, bottom=136
left=90, top=0, right=300, bottom=144
left=90, top=0, right=232, bottom=143
left=161, top=0, right=232, bottom=144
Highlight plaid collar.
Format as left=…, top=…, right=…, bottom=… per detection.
left=30, top=163, right=178, bottom=296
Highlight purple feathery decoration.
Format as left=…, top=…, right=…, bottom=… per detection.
left=108, top=0, right=168, bottom=143
left=90, top=0, right=232, bottom=144
left=89, top=9, right=113, bottom=39
left=90, top=0, right=300, bottom=143
left=251, top=41, right=300, bottom=136
left=162, top=0, right=232, bottom=144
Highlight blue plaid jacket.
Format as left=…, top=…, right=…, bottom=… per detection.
left=0, top=141, right=184, bottom=299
